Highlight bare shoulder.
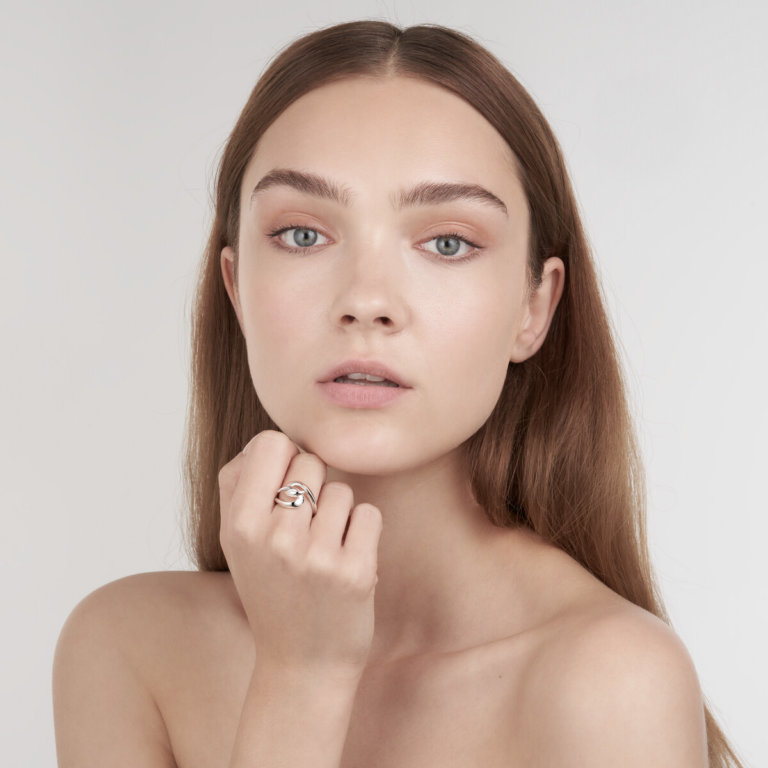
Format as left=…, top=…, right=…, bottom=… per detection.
left=514, top=575, right=709, bottom=767
left=65, top=568, right=236, bottom=611
left=53, top=571, right=240, bottom=767
left=55, top=572, right=235, bottom=669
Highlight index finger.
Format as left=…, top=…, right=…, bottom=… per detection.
left=226, top=430, right=300, bottom=532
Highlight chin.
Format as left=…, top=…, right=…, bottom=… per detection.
left=274, top=417, right=414, bottom=477
left=290, top=428, right=470, bottom=486
left=301, top=433, right=405, bottom=476
left=326, top=454, right=404, bottom=478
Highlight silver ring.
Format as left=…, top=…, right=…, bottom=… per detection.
left=274, top=482, right=318, bottom=515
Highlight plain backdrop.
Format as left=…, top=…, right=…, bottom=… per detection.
left=1, top=0, right=765, bottom=764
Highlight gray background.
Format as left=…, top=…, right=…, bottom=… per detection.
left=1, top=0, right=765, bottom=764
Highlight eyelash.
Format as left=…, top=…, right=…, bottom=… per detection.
left=266, top=225, right=483, bottom=262
left=420, top=232, right=482, bottom=262
left=267, top=224, right=331, bottom=254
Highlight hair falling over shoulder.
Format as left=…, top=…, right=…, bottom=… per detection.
left=183, top=20, right=743, bottom=767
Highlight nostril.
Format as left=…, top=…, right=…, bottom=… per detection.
left=339, top=314, right=393, bottom=326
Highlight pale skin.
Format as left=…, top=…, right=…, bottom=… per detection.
left=52, top=76, right=709, bottom=767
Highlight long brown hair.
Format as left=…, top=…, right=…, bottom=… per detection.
left=184, top=21, right=742, bottom=766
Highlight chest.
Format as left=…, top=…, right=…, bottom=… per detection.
left=161, top=642, right=527, bottom=768
left=340, top=653, right=520, bottom=767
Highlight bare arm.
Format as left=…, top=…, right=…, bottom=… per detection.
left=53, top=431, right=381, bottom=767
left=52, top=583, right=176, bottom=768
left=228, top=664, right=361, bottom=768
left=522, top=610, right=709, bottom=767
left=52, top=575, right=363, bottom=768
left=220, top=430, right=383, bottom=767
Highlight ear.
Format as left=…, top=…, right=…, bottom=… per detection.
left=509, top=256, right=565, bottom=363
left=220, top=246, right=244, bottom=331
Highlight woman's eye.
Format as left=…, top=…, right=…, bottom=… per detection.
left=271, top=226, right=330, bottom=250
left=420, top=235, right=478, bottom=259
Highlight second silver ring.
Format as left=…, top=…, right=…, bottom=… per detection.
left=274, top=481, right=318, bottom=516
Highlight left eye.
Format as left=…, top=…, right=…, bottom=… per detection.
left=420, top=235, right=477, bottom=259
left=274, top=227, right=330, bottom=249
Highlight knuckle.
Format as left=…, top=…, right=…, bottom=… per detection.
left=220, top=511, right=254, bottom=548
left=351, top=503, right=382, bottom=533
left=248, top=430, right=298, bottom=463
left=254, top=429, right=292, bottom=452
left=297, top=453, right=326, bottom=474
left=256, top=429, right=287, bottom=445
left=267, top=527, right=299, bottom=560
left=219, top=526, right=243, bottom=561
left=322, top=481, right=354, bottom=505
left=339, top=560, right=376, bottom=592
left=217, top=459, right=238, bottom=489
left=304, top=546, right=337, bottom=576
left=359, top=503, right=382, bottom=526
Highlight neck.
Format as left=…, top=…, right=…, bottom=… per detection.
left=325, top=447, right=536, bottom=666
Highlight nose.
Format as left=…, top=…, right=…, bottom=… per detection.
left=329, top=240, right=410, bottom=334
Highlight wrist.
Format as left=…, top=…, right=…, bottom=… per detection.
left=250, top=658, right=365, bottom=695
left=229, top=656, right=362, bottom=768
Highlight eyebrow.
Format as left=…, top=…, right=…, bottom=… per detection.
left=396, top=181, right=507, bottom=216
left=251, top=168, right=508, bottom=217
left=251, top=169, right=352, bottom=206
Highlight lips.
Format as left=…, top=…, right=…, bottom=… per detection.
left=319, top=359, right=411, bottom=388
left=335, top=373, right=399, bottom=387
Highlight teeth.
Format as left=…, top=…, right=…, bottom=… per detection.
left=347, top=373, right=386, bottom=382
left=334, top=372, right=399, bottom=387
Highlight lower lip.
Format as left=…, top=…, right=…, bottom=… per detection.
left=317, top=381, right=411, bottom=408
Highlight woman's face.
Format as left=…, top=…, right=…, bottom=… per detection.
left=223, top=76, right=563, bottom=476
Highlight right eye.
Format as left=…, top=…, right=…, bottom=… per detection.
left=269, top=226, right=331, bottom=252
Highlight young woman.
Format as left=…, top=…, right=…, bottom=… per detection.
left=53, top=20, right=744, bottom=768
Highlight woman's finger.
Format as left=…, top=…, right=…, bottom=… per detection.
left=341, top=503, right=383, bottom=576
left=225, top=430, right=299, bottom=537
left=271, top=452, right=327, bottom=528
left=308, top=482, right=355, bottom=551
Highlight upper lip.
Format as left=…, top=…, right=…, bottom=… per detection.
left=319, top=359, right=411, bottom=388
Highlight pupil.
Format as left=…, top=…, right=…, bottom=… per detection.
left=437, top=237, right=460, bottom=256
left=294, top=228, right=318, bottom=247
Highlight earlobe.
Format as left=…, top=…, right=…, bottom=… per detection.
left=220, top=246, right=244, bottom=330
left=509, top=257, right=565, bottom=363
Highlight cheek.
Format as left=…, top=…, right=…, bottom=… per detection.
left=431, top=284, right=523, bottom=419
left=238, top=279, right=311, bottom=394
left=440, top=273, right=523, bottom=362
left=445, top=317, right=512, bottom=403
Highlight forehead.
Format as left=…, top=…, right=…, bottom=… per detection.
left=243, top=75, right=523, bottom=202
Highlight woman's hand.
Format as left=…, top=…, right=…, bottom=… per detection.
left=218, top=430, right=383, bottom=680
